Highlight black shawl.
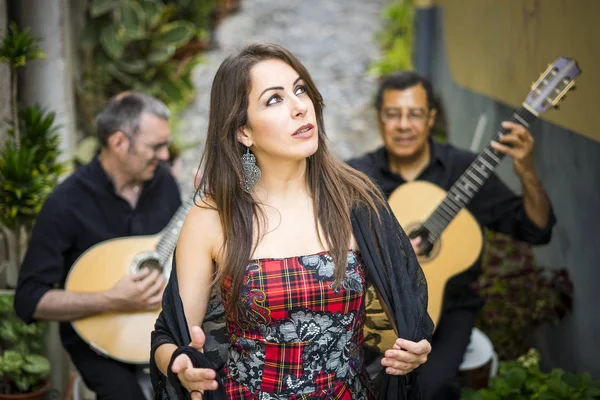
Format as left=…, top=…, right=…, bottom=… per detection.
left=150, top=201, right=433, bottom=399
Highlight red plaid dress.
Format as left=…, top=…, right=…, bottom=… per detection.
left=223, top=250, right=375, bottom=399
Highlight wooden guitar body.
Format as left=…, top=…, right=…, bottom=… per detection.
left=65, top=234, right=170, bottom=364
left=388, top=181, right=483, bottom=327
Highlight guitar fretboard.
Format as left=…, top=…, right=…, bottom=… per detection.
left=422, top=106, right=537, bottom=242
left=156, top=197, right=195, bottom=265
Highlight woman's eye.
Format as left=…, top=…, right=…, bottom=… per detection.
left=295, top=85, right=307, bottom=95
left=267, top=95, right=281, bottom=106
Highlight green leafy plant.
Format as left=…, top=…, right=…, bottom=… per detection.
left=462, top=348, right=600, bottom=400
left=0, top=23, right=64, bottom=285
left=167, top=0, right=218, bottom=43
left=0, top=351, right=50, bottom=395
left=0, top=22, right=45, bottom=148
left=475, top=231, right=574, bottom=361
left=369, top=0, right=414, bottom=78
left=0, top=106, right=64, bottom=266
left=0, top=139, right=53, bottom=232
left=76, top=0, right=207, bottom=136
left=0, top=294, right=50, bottom=395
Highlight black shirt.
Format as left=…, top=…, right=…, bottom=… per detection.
left=14, top=156, right=182, bottom=349
left=347, top=140, right=555, bottom=311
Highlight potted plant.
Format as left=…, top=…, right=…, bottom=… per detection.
left=462, top=348, right=600, bottom=399
left=0, top=23, right=64, bottom=288
left=474, top=230, right=574, bottom=361
left=0, top=293, right=51, bottom=399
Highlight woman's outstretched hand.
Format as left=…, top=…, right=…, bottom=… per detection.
left=170, top=326, right=219, bottom=399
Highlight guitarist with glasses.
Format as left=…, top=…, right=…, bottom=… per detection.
left=13, top=92, right=182, bottom=399
left=348, top=71, right=555, bottom=400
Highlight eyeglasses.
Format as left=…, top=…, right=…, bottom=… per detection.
left=137, top=138, right=172, bottom=155
left=122, top=130, right=172, bottom=156
left=380, top=108, right=429, bottom=125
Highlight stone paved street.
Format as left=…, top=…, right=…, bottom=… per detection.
left=175, top=0, right=388, bottom=194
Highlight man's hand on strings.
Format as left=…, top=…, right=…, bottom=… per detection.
left=491, top=121, right=536, bottom=179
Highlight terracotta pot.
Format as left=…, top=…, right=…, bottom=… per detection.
left=0, top=381, right=51, bottom=400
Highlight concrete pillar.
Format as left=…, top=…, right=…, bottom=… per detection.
left=0, top=0, right=8, bottom=287
left=14, top=0, right=77, bottom=165
left=0, top=0, right=9, bottom=145
left=12, top=1, right=77, bottom=396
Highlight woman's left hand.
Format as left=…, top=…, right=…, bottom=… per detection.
left=381, top=338, right=431, bottom=375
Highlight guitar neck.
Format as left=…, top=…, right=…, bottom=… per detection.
left=422, top=105, right=538, bottom=242
left=155, top=197, right=195, bottom=265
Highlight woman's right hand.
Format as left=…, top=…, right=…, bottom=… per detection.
left=170, top=326, right=219, bottom=398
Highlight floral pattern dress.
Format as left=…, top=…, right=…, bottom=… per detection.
left=222, top=250, right=375, bottom=399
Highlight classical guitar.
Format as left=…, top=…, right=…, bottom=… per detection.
left=388, top=57, right=581, bottom=328
left=64, top=198, right=194, bottom=364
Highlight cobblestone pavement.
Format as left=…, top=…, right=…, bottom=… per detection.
left=175, top=0, right=388, bottom=194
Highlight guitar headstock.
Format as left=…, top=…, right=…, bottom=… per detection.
left=525, top=57, right=581, bottom=115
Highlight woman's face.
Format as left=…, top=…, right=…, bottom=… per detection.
left=239, top=58, right=318, bottom=162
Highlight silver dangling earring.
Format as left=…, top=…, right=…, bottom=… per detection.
left=241, top=147, right=261, bottom=193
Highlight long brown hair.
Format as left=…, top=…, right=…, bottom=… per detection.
left=195, top=43, right=385, bottom=313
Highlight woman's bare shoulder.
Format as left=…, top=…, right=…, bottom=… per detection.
left=178, top=196, right=223, bottom=258
left=188, top=196, right=220, bottom=221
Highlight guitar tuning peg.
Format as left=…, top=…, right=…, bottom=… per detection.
left=570, top=85, right=577, bottom=91
left=553, top=105, right=560, bottom=110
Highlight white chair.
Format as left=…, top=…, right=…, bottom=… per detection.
left=71, top=373, right=94, bottom=400
left=458, top=327, right=499, bottom=390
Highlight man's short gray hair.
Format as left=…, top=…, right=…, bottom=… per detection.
left=96, top=92, right=170, bottom=146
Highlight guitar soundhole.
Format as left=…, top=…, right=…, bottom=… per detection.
left=406, top=223, right=441, bottom=262
left=130, top=251, right=163, bottom=276
left=138, top=258, right=162, bottom=274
